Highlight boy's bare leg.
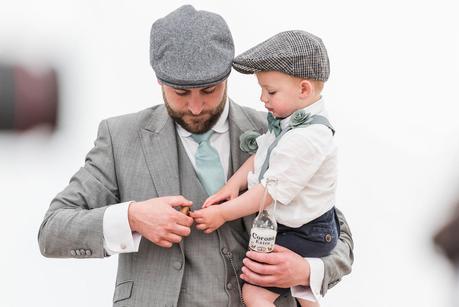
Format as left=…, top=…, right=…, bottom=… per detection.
left=242, top=283, right=280, bottom=307
left=298, top=298, right=320, bottom=307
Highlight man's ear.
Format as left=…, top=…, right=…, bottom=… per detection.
left=299, top=79, right=314, bottom=99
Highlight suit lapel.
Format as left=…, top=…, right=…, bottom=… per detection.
left=228, top=99, right=263, bottom=172
left=139, top=106, right=180, bottom=197
left=228, top=99, right=266, bottom=233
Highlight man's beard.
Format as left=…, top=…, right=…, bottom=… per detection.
left=163, top=87, right=227, bottom=134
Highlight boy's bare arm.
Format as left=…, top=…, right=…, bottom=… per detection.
left=202, top=155, right=256, bottom=208
left=219, top=183, right=272, bottom=222
left=228, top=154, right=255, bottom=191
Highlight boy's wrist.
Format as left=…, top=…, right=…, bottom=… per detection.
left=219, top=203, right=232, bottom=222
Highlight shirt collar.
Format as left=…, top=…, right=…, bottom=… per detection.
left=176, top=97, right=230, bottom=137
left=280, top=97, right=325, bottom=129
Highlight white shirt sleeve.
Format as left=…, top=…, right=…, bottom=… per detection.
left=264, top=125, right=333, bottom=206
left=291, top=257, right=324, bottom=302
left=103, top=201, right=142, bottom=255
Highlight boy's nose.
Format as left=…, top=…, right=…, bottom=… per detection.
left=260, top=93, right=268, bottom=104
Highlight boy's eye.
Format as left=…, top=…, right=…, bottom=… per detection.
left=268, top=91, right=277, bottom=95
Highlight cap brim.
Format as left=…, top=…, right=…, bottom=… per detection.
left=156, top=69, right=231, bottom=89
left=232, top=62, right=261, bottom=75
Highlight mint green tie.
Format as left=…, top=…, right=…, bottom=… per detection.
left=191, top=131, right=226, bottom=195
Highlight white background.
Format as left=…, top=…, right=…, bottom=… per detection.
left=1, top=0, right=459, bottom=306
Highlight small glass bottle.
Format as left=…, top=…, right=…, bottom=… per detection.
left=249, top=178, right=278, bottom=253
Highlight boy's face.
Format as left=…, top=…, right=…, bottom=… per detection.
left=255, top=71, right=302, bottom=118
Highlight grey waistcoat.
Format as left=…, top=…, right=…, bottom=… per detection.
left=176, top=136, right=246, bottom=306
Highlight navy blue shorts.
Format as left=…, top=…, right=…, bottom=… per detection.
left=263, top=208, right=340, bottom=296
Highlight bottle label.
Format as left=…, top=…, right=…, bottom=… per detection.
left=249, top=227, right=277, bottom=253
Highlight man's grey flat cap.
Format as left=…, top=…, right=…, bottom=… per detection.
left=150, top=5, right=234, bottom=88
left=233, top=30, right=330, bottom=81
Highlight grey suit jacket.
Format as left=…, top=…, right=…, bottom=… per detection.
left=38, top=99, right=353, bottom=306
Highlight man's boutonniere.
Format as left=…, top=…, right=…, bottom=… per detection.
left=289, top=110, right=313, bottom=128
left=239, top=130, right=260, bottom=154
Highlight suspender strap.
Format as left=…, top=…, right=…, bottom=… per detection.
left=258, top=115, right=335, bottom=182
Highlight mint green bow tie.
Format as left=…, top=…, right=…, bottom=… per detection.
left=267, top=113, right=282, bottom=137
left=191, top=131, right=226, bottom=195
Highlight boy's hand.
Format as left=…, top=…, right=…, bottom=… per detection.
left=203, top=185, right=238, bottom=208
left=190, top=206, right=226, bottom=233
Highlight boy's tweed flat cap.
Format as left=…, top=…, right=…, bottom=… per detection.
left=233, top=30, right=330, bottom=81
left=150, top=5, right=234, bottom=88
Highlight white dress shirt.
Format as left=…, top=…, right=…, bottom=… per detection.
left=247, top=98, right=337, bottom=228
left=102, top=98, right=324, bottom=301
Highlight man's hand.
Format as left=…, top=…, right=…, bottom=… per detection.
left=128, top=196, right=193, bottom=248
left=190, top=206, right=226, bottom=233
left=241, top=244, right=310, bottom=288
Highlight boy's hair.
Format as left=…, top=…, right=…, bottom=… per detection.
left=233, top=30, right=329, bottom=82
left=310, top=79, right=325, bottom=93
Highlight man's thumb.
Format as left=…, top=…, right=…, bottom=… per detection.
left=168, top=196, right=193, bottom=207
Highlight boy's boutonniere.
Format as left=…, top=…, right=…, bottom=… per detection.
left=289, top=110, right=313, bottom=128
left=239, top=130, right=260, bottom=154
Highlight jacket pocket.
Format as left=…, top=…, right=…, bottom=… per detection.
left=113, top=280, right=134, bottom=303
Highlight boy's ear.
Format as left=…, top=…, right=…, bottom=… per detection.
left=299, top=79, right=314, bottom=99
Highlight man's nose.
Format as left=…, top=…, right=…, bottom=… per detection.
left=188, top=93, right=204, bottom=115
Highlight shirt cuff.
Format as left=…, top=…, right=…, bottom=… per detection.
left=291, top=257, right=324, bottom=302
left=103, top=201, right=142, bottom=255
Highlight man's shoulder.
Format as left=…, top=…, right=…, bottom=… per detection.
left=103, top=105, right=163, bottom=130
left=96, top=105, right=166, bottom=142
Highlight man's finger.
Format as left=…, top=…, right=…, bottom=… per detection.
left=165, top=233, right=183, bottom=244
left=156, top=240, right=173, bottom=248
left=271, top=244, right=289, bottom=253
left=242, top=257, right=274, bottom=275
left=167, top=195, right=193, bottom=207
left=171, top=224, right=191, bottom=237
left=174, top=210, right=194, bottom=227
left=246, top=250, right=280, bottom=265
left=240, top=266, right=275, bottom=286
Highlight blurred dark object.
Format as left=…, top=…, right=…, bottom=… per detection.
left=0, top=63, right=58, bottom=131
left=434, top=204, right=459, bottom=265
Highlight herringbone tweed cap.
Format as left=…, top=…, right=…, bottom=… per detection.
left=233, top=30, right=329, bottom=81
left=150, top=5, right=234, bottom=88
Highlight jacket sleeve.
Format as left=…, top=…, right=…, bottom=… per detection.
left=38, top=119, right=120, bottom=258
left=320, top=208, right=354, bottom=295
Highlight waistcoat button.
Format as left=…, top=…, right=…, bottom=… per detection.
left=173, top=261, right=183, bottom=270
